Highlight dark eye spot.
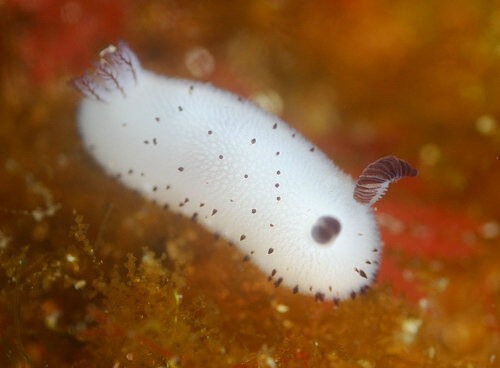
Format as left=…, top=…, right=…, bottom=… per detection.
left=311, top=216, right=341, bottom=244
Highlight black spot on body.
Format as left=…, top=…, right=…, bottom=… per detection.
left=208, top=130, right=213, bottom=135
left=274, top=278, right=283, bottom=287
left=251, top=138, right=256, bottom=144
left=275, top=183, right=280, bottom=188
left=276, top=170, right=281, bottom=175
left=350, top=291, right=356, bottom=300
left=271, top=269, right=277, bottom=276
left=310, top=147, right=315, bottom=152
left=268, top=248, right=274, bottom=254
left=311, top=216, right=341, bottom=244
left=128, top=169, right=133, bottom=174
left=359, top=270, right=367, bottom=279
left=178, top=167, right=184, bottom=172
left=212, top=209, right=218, bottom=216
left=293, top=285, right=299, bottom=294
left=240, top=234, right=246, bottom=241
left=272, top=123, right=277, bottom=129
left=219, top=154, right=223, bottom=159
left=178, top=106, right=183, bottom=111
left=251, top=209, right=256, bottom=214
left=144, top=140, right=149, bottom=144
left=155, top=117, right=160, bottom=122
left=152, top=186, right=158, bottom=191
left=276, top=197, right=281, bottom=201
left=243, top=255, right=250, bottom=262
left=244, top=174, right=248, bottom=178
left=315, top=292, right=325, bottom=302
left=153, top=138, right=157, bottom=145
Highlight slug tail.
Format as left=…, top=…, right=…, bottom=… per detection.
left=353, top=155, right=418, bottom=205
left=70, top=41, right=142, bottom=102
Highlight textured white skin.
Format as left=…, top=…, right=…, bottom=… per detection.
left=76, top=49, right=381, bottom=301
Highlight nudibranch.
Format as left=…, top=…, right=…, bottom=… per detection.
left=72, top=42, right=417, bottom=302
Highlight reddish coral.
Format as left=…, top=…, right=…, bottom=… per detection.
left=379, top=202, right=479, bottom=260
left=6, top=0, right=126, bottom=83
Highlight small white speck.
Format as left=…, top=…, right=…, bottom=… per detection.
left=433, top=277, right=449, bottom=292
left=481, top=221, right=499, bottom=239
left=0, top=231, right=11, bottom=250
left=427, top=347, right=436, bottom=359
left=185, top=46, right=215, bottom=79
left=45, top=310, right=60, bottom=330
left=399, top=318, right=422, bottom=345
left=99, top=44, right=117, bottom=58
left=418, top=298, right=429, bottom=310
left=419, top=143, right=441, bottom=166
left=357, top=359, right=374, bottom=368
left=251, top=89, right=284, bottom=115
left=265, top=356, right=277, bottom=368
left=74, top=280, right=87, bottom=290
left=402, top=318, right=422, bottom=335
left=66, top=254, right=76, bottom=262
left=275, top=304, right=289, bottom=313
left=475, top=114, right=497, bottom=136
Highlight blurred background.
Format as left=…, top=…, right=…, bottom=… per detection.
left=0, top=0, right=498, bottom=367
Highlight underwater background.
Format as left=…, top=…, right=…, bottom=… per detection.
left=0, top=0, right=498, bottom=367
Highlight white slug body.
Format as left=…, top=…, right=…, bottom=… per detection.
left=73, top=43, right=417, bottom=302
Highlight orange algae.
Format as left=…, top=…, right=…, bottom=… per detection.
left=1, top=0, right=500, bottom=367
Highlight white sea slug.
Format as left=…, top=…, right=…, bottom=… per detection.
left=72, top=42, right=418, bottom=302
